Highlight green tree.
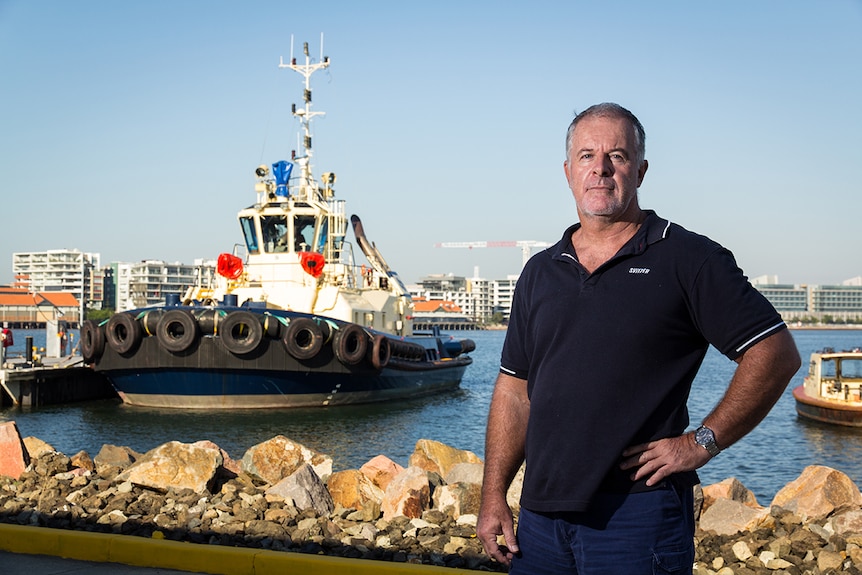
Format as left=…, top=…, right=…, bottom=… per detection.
left=86, top=308, right=114, bottom=322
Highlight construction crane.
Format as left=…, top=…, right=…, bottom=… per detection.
left=434, top=240, right=553, bottom=268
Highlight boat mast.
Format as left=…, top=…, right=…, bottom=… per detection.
left=279, top=36, right=330, bottom=201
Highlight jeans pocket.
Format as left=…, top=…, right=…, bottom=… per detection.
left=652, top=548, right=693, bottom=574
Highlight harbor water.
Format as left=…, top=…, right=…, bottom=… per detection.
left=2, top=328, right=861, bottom=505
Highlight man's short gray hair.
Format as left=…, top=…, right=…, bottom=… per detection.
left=565, top=103, right=646, bottom=165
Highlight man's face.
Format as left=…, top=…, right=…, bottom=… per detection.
left=563, top=116, right=648, bottom=220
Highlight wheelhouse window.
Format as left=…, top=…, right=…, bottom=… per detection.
left=240, top=217, right=259, bottom=254
left=261, top=215, right=289, bottom=253
left=294, top=215, right=316, bottom=252
left=317, top=217, right=329, bottom=255
left=840, top=359, right=862, bottom=379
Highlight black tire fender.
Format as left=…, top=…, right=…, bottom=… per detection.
left=80, top=320, right=105, bottom=363
left=219, top=311, right=264, bottom=355
left=283, top=317, right=325, bottom=360
left=156, top=309, right=199, bottom=353
left=332, top=323, right=368, bottom=366
left=106, top=313, right=143, bottom=355
left=369, top=333, right=391, bottom=371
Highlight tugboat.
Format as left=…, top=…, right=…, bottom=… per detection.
left=793, top=348, right=862, bottom=427
left=80, top=42, right=475, bottom=409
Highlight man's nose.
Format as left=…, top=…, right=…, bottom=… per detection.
left=592, top=156, right=613, bottom=176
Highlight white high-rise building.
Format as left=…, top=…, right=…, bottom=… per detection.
left=12, top=249, right=100, bottom=318
left=409, top=272, right=522, bottom=322
left=127, top=260, right=198, bottom=309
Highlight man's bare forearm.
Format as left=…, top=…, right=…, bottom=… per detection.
left=481, top=373, right=530, bottom=497
left=704, top=328, right=801, bottom=449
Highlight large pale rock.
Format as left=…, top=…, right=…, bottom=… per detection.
left=408, top=439, right=482, bottom=478
left=702, top=478, right=760, bottom=512
left=328, top=469, right=384, bottom=513
left=23, top=436, right=55, bottom=459
left=241, top=435, right=332, bottom=484
left=116, top=441, right=222, bottom=493
left=266, top=464, right=334, bottom=516
left=381, top=466, right=432, bottom=520
left=445, top=462, right=483, bottom=486
left=359, top=455, right=404, bottom=491
left=94, top=444, right=139, bottom=472
left=193, top=440, right=240, bottom=477
left=698, top=497, right=769, bottom=536
left=771, top=465, right=862, bottom=521
left=0, top=421, right=29, bottom=479
left=434, top=481, right=482, bottom=519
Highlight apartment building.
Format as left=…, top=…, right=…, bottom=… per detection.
left=12, top=249, right=99, bottom=320
left=12, top=249, right=99, bottom=297
left=126, top=261, right=198, bottom=310
left=752, top=276, right=862, bottom=322
left=410, top=273, right=521, bottom=322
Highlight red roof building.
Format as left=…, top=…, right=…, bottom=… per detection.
left=0, top=286, right=80, bottom=328
left=412, top=298, right=477, bottom=331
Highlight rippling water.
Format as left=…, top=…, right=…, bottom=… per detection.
left=2, top=328, right=861, bottom=505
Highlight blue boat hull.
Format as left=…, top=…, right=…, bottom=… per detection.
left=84, top=307, right=474, bottom=409
left=108, top=362, right=468, bottom=409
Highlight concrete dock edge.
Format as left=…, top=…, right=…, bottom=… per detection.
left=0, top=524, right=478, bottom=574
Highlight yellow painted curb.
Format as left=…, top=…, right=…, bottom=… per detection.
left=0, top=524, right=480, bottom=574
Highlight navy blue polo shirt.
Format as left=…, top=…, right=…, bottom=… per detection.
left=501, top=210, right=785, bottom=513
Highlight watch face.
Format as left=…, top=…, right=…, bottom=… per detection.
left=696, top=427, right=715, bottom=445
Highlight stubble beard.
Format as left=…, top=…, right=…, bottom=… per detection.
left=578, top=188, right=639, bottom=220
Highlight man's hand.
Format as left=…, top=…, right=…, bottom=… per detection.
left=619, top=433, right=712, bottom=486
left=477, top=493, right=519, bottom=567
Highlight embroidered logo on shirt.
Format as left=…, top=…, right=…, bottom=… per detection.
left=629, top=267, right=651, bottom=274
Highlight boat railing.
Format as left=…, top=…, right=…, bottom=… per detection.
left=331, top=242, right=390, bottom=292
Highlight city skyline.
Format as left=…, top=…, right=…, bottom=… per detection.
left=5, top=246, right=861, bottom=290
left=1, top=2, right=860, bottom=287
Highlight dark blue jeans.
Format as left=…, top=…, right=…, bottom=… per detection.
left=511, top=482, right=694, bottom=574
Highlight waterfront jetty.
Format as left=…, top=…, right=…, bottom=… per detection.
left=1, top=424, right=862, bottom=573
left=0, top=358, right=114, bottom=407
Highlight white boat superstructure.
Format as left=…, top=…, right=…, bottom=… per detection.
left=184, top=41, right=413, bottom=337
left=801, top=349, right=862, bottom=404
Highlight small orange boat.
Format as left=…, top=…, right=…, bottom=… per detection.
left=793, top=348, right=862, bottom=427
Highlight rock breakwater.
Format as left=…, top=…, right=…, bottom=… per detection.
left=2, top=421, right=862, bottom=573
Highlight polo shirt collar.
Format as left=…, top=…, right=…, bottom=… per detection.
left=552, top=210, right=671, bottom=262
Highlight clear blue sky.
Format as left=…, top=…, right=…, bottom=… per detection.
left=1, top=0, right=860, bottom=286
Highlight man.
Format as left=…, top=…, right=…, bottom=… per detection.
left=0, top=324, right=10, bottom=367
left=476, top=103, right=801, bottom=574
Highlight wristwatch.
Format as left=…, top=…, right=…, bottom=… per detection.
left=694, top=425, right=721, bottom=457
